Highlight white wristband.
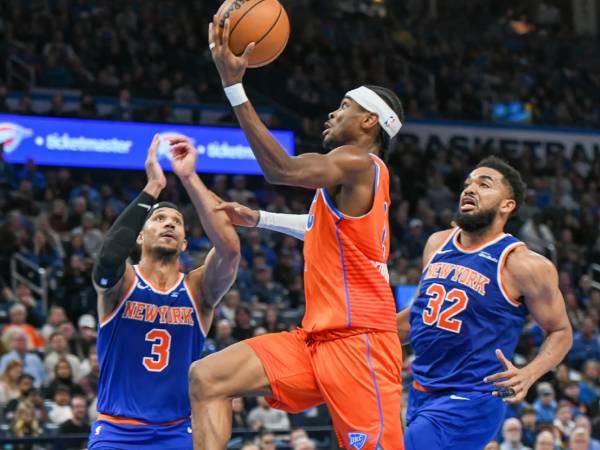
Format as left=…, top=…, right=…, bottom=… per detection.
left=224, top=83, right=248, bottom=107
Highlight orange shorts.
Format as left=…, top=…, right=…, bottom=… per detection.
left=246, top=328, right=404, bottom=450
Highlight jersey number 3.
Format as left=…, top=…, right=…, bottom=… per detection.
left=143, top=329, right=171, bottom=372
left=422, top=284, right=469, bottom=333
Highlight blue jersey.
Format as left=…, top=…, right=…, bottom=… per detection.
left=409, top=228, right=528, bottom=392
left=97, top=265, right=206, bottom=423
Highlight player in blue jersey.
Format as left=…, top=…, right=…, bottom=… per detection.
left=396, top=156, right=572, bottom=450
left=87, top=135, right=240, bottom=450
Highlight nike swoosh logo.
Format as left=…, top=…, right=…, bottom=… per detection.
left=449, top=395, right=470, bottom=401
left=187, top=427, right=193, bottom=434
left=437, top=249, right=453, bottom=254
left=138, top=203, right=151, bottom=210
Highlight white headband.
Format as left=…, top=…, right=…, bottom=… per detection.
left=345, top=86, right=402, bottom=138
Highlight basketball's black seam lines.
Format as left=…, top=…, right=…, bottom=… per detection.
left=229, top=0, right=268, bottom=44
left=251, top=20, right=288, bottom=66
left=252, top=4, right=283, bottom=49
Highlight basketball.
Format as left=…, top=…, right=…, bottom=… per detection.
left=217, top=0, right=290, bottom=68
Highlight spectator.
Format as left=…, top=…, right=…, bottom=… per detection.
left=534, top=382, right=557, bottom=424
left=500, top=417, right=531, bottom=450
left=17, top=159, right=47, bottom=194
left=214, top=319, right=237, bottom=351
left=569, top=427, right=591, bottom=450
left=232, top=397, right=248, bottom=429
left=293, top=437, right=316, bottom=450
left=533, top=430, right=555, bottom=450
left=552, top=363, right=572, bottom=399
left=262, top=306, right=286, bottom=333
left=13, top=284, right=46, bottom=328
left=520, top=213, right=556, bottom=259
left=574, top=415, right=600, bottom=450
left=241, top=443, right=260, bottom=450
left=10, top=401, right=43, bottom=445
left=233, top=306, right=255, bottom=341
left=0, top=359, right=23, bottom=408
left=44, top=332, right=82, bottom=382
left=248, top=396, right=291, bottom=432
left=521, top=407, right=537, bottom=448
left=40, top=306, right=68, bottom=340
left=47, top=384, right=73, bottom=425
left=229, top=175, right=255, bottom=204
left=257, top=430, right=277, bottom=450
left=71, top=211, right=103, bottom=257
left=218, top=289, right=241, bottom=324
left=290, top=428, right=309, bottom=446
left=568, top=319, right=600, bottom=370
left=2, top=304, right=45, bottom=350
left=45, top=358, right=84, bottom=399
left=485, top=442, right=500, bottom=450
left=554, top=400, right=576, bottom=443
left=402, top=218, right=427, bottom=261
left=71, top=314, right=97, bottom=360
left=251, top=265, right=287, bottom=309
left=578, top=360, right=599, bottom=408
left=3, top=374, right=47, bottom=423
left=78, top=347, right=100, bottom=399
left=59, top=396, right=91, bottom=450
left=0, top=331, right=46, bottom=387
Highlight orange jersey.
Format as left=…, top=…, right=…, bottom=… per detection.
left=302, top=154, right=396, bottom=332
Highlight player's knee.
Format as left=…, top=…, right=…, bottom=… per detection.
left=188, top=359, right=222, bottom=401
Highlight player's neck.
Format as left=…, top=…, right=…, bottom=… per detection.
left=138, top=257, right=181, bottom=290
left=343, top=136, right=379, bottom=155
left=459, top=225, right=505, bottom=249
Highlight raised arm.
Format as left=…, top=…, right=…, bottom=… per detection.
left=208, top=17, right=372, bottom=189
left=484, top=248, right=572, bottom=403
left=92, top=135, right=165, bottom=321
left=214, top=200, right=308, bottom=241
left=170, top=138, right=240, bottom=315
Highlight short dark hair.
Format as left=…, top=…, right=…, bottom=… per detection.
left=363, top=85, right=404, bottom=159
left=475, top=156, right=526, bottom=215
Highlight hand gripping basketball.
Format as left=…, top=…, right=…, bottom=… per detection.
left=209, top=15, right=255, bottom=87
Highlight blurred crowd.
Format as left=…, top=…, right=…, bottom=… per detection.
left=0, top=0, right=600, bottom=449
left=1, top=132, right=600, bottom=448
left=1, top=0, right=600, bottom=139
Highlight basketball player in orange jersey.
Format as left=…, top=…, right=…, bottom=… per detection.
left=188, top=17, right=405, bottom=450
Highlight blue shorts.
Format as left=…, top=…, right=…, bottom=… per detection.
left=87, top=417, right=192, bottom=450
left=405, top=384, right=506, bottom=450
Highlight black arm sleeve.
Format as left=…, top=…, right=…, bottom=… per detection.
left=92, top=191, right=157, bottom=289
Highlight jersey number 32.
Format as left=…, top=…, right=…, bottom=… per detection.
left=422, top=283, right=469, bottom=334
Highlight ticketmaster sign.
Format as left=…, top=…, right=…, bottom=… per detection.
left=400, top=119, right=600, bottom=159
left=0, top=114, right=295, bottom=174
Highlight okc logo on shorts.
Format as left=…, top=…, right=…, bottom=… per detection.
left=348, top=432, right=368, bottom=450
left=0, top=122, right=33, bottom=154
left=156, top=132, right=195, bottom=161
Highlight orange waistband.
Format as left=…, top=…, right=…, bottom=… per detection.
left=97, top=413, right=188, bottom=426
left=412, top=380, right=452, bottom=393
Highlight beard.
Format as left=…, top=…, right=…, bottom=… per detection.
left=322, top=134, right=338, bottom=150
left=454, top=207, right=498, bottom=232
left=152, top=244, right=178, bottom=262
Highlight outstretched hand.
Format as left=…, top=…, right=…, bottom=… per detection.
left=144, top=134, right=167, bottom=195
left=208, top=14, right=255, bottom=87
left=169, top=136, right=198, bottom=180
left=484, top=349, right=535, bottom=404
left=214, top=201, right=260, bottom=227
